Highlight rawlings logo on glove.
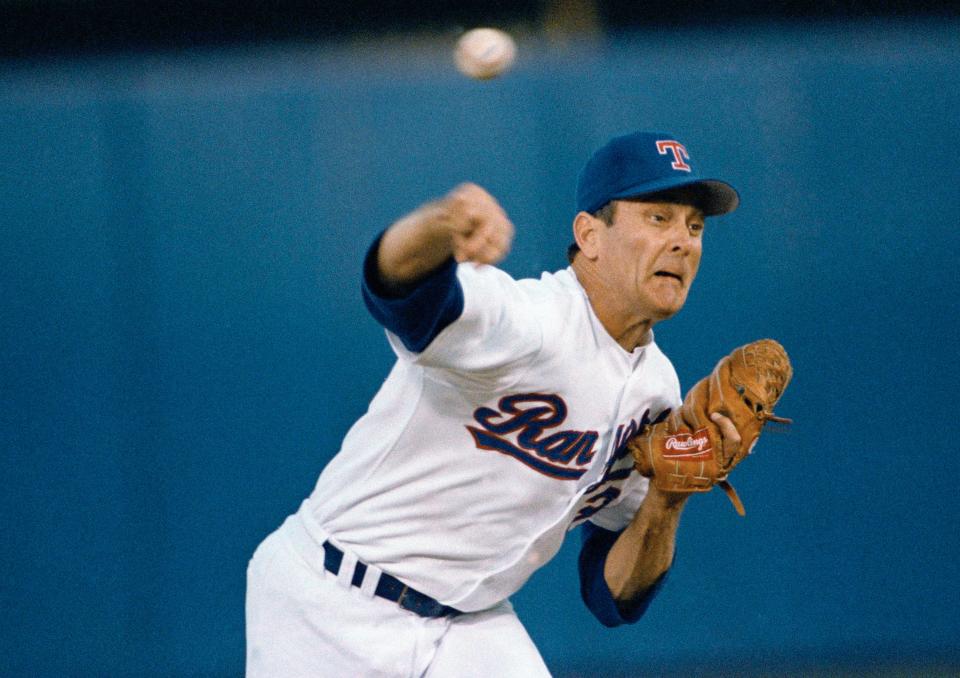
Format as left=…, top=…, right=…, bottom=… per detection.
left=627, top=339, right=793, bottom=516
left=662, top=430, right=712, bottom=458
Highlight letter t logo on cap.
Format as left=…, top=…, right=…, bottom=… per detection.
left=656, top=140, right=692, bottom=172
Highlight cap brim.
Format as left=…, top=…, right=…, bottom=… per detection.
left=610, top=177, right=740, bottom=216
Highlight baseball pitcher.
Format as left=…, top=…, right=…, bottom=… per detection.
left=245, top=131, right=792, bottom=677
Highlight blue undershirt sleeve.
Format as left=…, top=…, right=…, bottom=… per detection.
left=578, top=522, right=672, bottom=628
left=360, top=232, right=465, bottom=353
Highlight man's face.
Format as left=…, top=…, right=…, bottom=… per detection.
left=593, top=199, right=705, bottom=323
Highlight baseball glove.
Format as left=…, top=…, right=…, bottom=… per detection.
left=627, top=339, right=793, bottom=516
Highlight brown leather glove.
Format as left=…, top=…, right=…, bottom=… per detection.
left=628, top=339, right=793, bottom=516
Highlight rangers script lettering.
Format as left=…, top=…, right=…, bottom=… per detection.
left=466, top=393, right=599, bottom=480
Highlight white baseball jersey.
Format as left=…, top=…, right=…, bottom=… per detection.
left=301, top=260, right=681, bottom=613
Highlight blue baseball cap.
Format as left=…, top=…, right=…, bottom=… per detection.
left=576, top=131, right=739, bottom=216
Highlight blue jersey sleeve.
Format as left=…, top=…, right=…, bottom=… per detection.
left=578, top=522, right=671, bottom=627
left=360, top=232, right=465, bottom=353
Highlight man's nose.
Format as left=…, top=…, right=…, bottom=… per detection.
left=668, top=222, right=694, bottom=253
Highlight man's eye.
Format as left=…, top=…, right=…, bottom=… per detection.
left=690, top=222, right=705, bottom=234
left=650, top=213, right=666, bottom=223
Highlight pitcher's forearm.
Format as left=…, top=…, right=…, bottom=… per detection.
left=377, top=202, right=457, bottom=288
left=376, top=183, right=514, bottom=292
left=604, top=485, right=687, bottom=601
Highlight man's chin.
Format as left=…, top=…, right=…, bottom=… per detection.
left=650, top=308, right=681, bottom=324
left=650, top=296, right=688, bottom=321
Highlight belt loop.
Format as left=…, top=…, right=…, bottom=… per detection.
left=396, top=584, right=410, bottom=609
left=336, top=550, right=358, bottom=589
left=359, top=564, right=382, bottom=598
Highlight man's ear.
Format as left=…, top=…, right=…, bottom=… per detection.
left=573, top=211, right=601, bottom=259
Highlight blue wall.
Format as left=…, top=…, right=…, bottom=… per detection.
left=2, top=19, right=959, bottom=676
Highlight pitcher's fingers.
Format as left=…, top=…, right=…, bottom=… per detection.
left=710, top=412, right=742, bottom=465
left=484, top=222, right=514, bottom=258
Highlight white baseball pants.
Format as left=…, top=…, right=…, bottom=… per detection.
left=245, top=512, right=552, bottom=677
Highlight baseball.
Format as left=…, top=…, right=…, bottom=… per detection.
left=454, top=28, right=517, bottom=80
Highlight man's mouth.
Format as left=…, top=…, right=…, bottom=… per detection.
left=654, top=271, right=683, bottom=283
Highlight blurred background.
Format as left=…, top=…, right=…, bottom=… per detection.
left=2, top=1, right=959, bottom=676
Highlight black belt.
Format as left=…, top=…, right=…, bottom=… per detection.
left=321, top=541, right=461, bottom=618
